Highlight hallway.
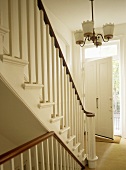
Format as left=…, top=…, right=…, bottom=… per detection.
left=85, top=138, right=126, bottom=170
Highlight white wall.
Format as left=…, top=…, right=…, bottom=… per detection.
left=0, top=80, right=47, bottom=153
left=0, top=134, right=16, bottom=154
left=72, top=36, right=84, bottom=99
left=43, top=2, right=73, bottom=75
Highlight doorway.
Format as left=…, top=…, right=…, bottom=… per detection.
left=84, top=40, right=121, bottom=136
left=113, top=59, right=120, bottom=135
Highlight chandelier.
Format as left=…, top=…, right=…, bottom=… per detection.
left=74, top=0, right=114, bottom=47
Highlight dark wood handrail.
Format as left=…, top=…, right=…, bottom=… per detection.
left=0, top=131, right=54, bottom=164
left=0, top=131, right=85, bottom=169
left=37, top=0, right=93, bottom=116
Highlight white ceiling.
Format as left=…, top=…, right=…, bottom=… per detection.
left=43, top=0, right=126, bottom=31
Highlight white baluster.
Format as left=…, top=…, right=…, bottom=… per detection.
left=78, top=104, right=81, bottom=150
left=69, top=155, right=72, bottom=170
left=18, top=0, right=28, bottom=59
left=64, top=67, right=67, bottom=127
left=46, top=25, right=53, bottom=102
left=49, top=137, right=54, bottom=170
left=44, top=139, right=50, bottom=170
left=27, top=149, right=32, bottom=170
left=20, top=153, right=24, bottom=170
left=26, top=0, right=36, bottom=83
left=62, top=148, right=66, bottom=170
left=34, top=145, right=39, bottom=170
left=71, top=84, right=74, bottom=135
left=67, top=76, right=70, bottom=138
left=80, top=110, right=84, bottom=151
left=0, top=165, right=3, bottom=170
left=75, top=161, right=77, bottom=169
left=72, top=158, right=75, bottom=170
left=75, top=97, right=78, bottom=144
left=69, top=82, right=73, bottom=136
left=64, top=72, right=68, bottom=128
left=54, top=139, right=59, bottom=170
left=41, top=23, right=48, bottom=102
left=56, top=48, right=61, bottom=116
left=60, top=58, right=65, bottom=129
left=72, top=88, right=75, bottom=136
left=11, top=158, right=15, bottom=170
left=40, top=11, right=44, bottom=101
left=66, top=151, right=69, bottom=170
left=82, top=110, right=85, bottom=158
left=39, top=142, right=45, bottom=170
left=73, top=92, right=77, bottom=146
left=34, top=0, right=42, bottom=83
left=59, top=144, right=62, bottom=170
left=77, top=100, right=80, bottom=144
left=8, top=0, right=20, bottom=57
left=52, top=37, right=57, bottom=117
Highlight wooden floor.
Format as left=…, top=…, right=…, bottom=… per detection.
left=85, top=137, right=126, bottom=170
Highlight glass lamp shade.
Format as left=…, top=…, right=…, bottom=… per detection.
left=74, top=30, right=84, bottom=45
left=82, top=20, right=94, bottom=37
left=103, top=23, right=114, bottom=39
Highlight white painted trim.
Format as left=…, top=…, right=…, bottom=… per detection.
left=0, top=55, right=28, bottom=66
left=50, top=116, right=63, bottom=123
left=66, top=135, right=76, bottom=144
left=78, top=149, right=84, bottom=157
left=0, top=74, right=49, bottom=131
left=38, top=102, right=55, bottom=109
left=87, top=156, right=98, bottom=169
left=72, top=143, right=81, bottom=151
left=22, top=83, right=44, bottom=89
left=59, top=127, right=70, bottom=134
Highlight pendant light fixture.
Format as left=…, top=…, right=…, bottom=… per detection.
left=74, top=0, right=114, bottom=47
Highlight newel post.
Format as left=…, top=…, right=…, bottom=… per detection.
left=86, top=113, right=98, bottom=169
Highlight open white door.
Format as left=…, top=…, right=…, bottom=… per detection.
left=85, top=57, right=113, bottom=139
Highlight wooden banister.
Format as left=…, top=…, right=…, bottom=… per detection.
left=37, top=0, right=93, bottom=116
left=0, top=131, right=85, bottom=169
left=54, top=134, right=85, bottom=169
left=0, top=131, right=54, bottom=164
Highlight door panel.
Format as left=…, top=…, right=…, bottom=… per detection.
left=84, top=61, right=97, bottom=114
left=85, top=57, right=113, bottom=139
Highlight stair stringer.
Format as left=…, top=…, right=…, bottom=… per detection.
left=0, top=55, right=86, bottom=165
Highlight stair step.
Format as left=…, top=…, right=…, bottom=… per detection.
left=82, top=154, right=87, bottom=162
left=78, top=149, right=84, bottom=157
left=72, top=143, right=81, bottom=151
left=59, top=127, right=70, bottom=134
left=22, top=83, right=44, bottom=89
left=66, top=135, right=76, bottom=144
left=38, top=102, right=55, bottom=108
left=0, top=54, right=28, bottom=66
left=50, top=116, right=63, bottom=123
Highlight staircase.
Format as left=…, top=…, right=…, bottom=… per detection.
left=0, top=0, right=97, bottom=169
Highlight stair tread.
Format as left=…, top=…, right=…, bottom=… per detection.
left=22, top=83, right=44, bottom=89
left=78, top=149, right=84, bottom=157
left=59, top=127, right=70, bottom=134
left=38, top=102, right=55, bottom=108
left=72, top=142, right=81, bottom=151
left=50, top=116, right=63, bottom=123
left=66, top=135, right=76, bottom=143
left=0, top=54, right=28, bottom=66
